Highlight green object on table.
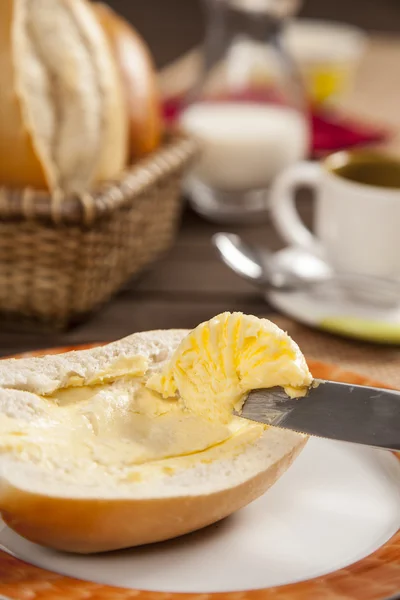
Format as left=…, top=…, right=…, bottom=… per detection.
left=320, top=316, right=400, bottom=344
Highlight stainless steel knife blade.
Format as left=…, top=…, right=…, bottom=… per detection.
left=239, top=380, right=400, bottom=451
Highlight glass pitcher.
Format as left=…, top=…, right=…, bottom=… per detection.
left=179, top=0, right=309, bottom=224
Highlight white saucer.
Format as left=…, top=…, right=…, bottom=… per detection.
left=0, top=438, right=399, bottom=593
left=267, top=247, right=400, bottom=344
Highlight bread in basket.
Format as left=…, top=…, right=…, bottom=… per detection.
left=0, top=0, right=196, bottom=326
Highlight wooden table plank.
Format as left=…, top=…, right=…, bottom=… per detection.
left=0, top=293, right=268, bottom=356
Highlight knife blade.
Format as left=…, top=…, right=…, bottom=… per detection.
left=239, top=380, right=400, bottom=451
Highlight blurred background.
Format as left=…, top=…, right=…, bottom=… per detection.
left=107, top=0, right=400, bottom=68
left=2, top=0, right=400, bottom=361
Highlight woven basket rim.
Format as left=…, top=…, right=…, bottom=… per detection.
left=0, top=134, right=197, bottom=226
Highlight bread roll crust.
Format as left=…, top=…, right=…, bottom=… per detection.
left=94, top=2, right=162, bottom=160
left=0, top=0, right=48, bottom=189
left=0, top=0, right=128, bottom=192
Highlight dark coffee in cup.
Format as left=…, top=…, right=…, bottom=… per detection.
left=326, top=150, right=400, bottom=189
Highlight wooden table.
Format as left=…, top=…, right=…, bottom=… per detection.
left=1, top=37, right=400, bottom=357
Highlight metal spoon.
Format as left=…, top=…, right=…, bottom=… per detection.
left=212, top=232, right=400, bottom=305
left=212, top=232, right=331, bottom=292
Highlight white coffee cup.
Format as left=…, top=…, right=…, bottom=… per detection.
left=269, top=150, right=400, bottom=282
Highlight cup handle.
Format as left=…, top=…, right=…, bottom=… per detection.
left=269, top=161, right=322, bottom=256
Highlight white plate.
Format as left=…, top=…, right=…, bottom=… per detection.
left=267, top=247, right=400, bottom=344
left=1, top=438, right=399, bottom=593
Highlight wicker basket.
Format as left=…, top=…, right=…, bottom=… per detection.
left=0, top=135, right=197, bottom=327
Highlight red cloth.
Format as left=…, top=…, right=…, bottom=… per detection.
left=162, top=95, right=389, bottom=157
left=311, top=111, right=389, bottom=155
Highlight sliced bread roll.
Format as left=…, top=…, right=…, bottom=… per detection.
left=0, top=0, right=128, bottom=193
left=94, top=2, right=162, bottom=160
left=0, top=328, right=307, bottom=554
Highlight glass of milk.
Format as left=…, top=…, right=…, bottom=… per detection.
left=179, top=0, right=310, bottom=224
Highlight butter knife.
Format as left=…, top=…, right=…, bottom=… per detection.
left=239, top=381, right=400, bottom=451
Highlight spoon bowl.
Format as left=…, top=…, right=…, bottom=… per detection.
left=212, top=233, right=331, bottom=292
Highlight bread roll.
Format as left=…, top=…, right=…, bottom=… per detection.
left=0, top=328, right=307, bottom=554
left=94, top=3, right=162, bottom=160
left=0, top=0, right=128, bottom=193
